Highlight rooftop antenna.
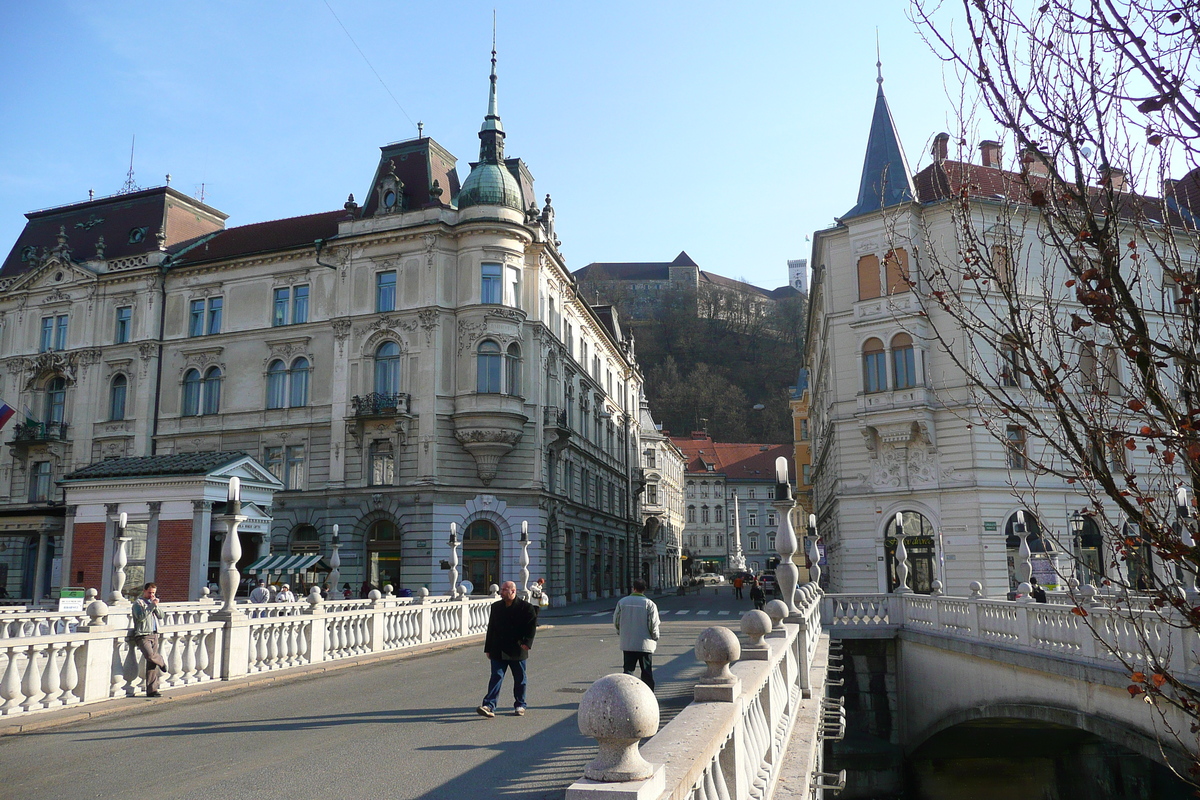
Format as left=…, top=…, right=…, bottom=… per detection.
left=417, top=121, right=424, bottom=138
left=119, top=135, right=140, bottom=194
left=196, top=183, right=207, bottom=203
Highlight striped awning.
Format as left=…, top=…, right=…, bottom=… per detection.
left=245, top=553, right=330, bottom=574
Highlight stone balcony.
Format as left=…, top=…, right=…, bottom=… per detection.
left=9, top=421, right=70, bottom=451
left=452, top=393, right=528, bottom=484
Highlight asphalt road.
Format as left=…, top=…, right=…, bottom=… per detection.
left=0, top=585, right=754, bottom=800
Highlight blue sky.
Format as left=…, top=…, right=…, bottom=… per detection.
left=0, top=2, right=958, bottom=290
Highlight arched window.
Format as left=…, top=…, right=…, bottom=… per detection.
left=290, top=524, right=320, bottom=554
left=289, top=357, right=310, bottom=407
left=202, top=367, right=222, bottom=415
left=367, top=519, right=402, bottom=592
left=885, top=511, right=938, bottom=594
left=45, top=377, right=66, bottom=424
left=109, top=374, right=127, bottom=421
left=505, top=343, right=521, bottom=397
left=374, top=341, right=401, bottom=396
left=266, top=360, right=287, bottom=409
left=863, top=338, right=887, bottom=393
left=477, top=340, right=501, bottom=393
left=1075, top=516, right=1104, bottom=585
left=892, top=332, right=917, bottom=389
left=182, top=369, right=201, bottom=416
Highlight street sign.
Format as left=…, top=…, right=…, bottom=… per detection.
left=58, top=586, right=85, bottom=613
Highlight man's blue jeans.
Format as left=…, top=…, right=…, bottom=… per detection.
left=482, top=657, right=527, bottom=710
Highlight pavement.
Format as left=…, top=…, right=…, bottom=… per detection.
left=0, top=586, right=765, bottom=800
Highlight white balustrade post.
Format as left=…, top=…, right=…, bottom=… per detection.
left=519, top=521, right=531, bottom=600
left=303, top=587, right=327, bottom=663
left=416, top=588, right=432, bottom=644
left=367, top=588, right=384, bottom=653
left=967, top=581, right=983, bottom=636
left=807, top=514, right=821, bottom=586
left=570, top=674, right=664, bottom=797
left=214, top=478, right=250, bottom=680
left=893, top=512, right=911, bottom=595
left=771, top=457, right=801, bottom=617
left=75, top=596, right=115, bottom=703
left=110, top=512, right=130, bottom=605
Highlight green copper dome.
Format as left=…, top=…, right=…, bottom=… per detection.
left=458, top=162, right=523, bottom=210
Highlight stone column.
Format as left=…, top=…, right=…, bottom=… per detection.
left=32, top=532, right=49, bottom=603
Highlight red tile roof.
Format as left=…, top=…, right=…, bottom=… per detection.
left=670, top=433, right=795, bottom=483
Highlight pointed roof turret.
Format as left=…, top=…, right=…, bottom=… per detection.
left=842, top=55, right=916, bottom=220
left=458, top=33, right=523, bottom=211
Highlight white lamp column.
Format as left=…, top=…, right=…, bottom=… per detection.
left=519, top=521, right=531, bottom=599
left=771, top=456, right=800, bottom=616
left=109, top=512, right=130, bottom=605
left=329, top=524, right=341, bottom=598
left=893, top=511, right=911, bottom=594
left=448, top=523, right=460, bottom=597
left=217, top=477, right=248, bottom=615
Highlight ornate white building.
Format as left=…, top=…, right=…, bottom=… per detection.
left=0, top=51, right=646, bottom=605
left=636, top=396, right=685, bottom=591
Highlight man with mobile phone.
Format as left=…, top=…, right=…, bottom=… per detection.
left=130, top=582, right=167, bottom=698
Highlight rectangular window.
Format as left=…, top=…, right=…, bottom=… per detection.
left=376, top=271, right=397, bottom=312
left=748, top=512, right=757, bottom=526
left=189, top=300, right=205, bottom=337
left=893, top=347, right=917, bottom=389
left=28, top=461, right=51, bottom=503
left=264, top=447, right=283, bottom=482
left=647, top=484, right=658, bottom=505
left=292, top=285, right=309, bottom=324
left=645, top=449, right=656, bottom=469
left=40, top=317, right=53, bottom=352
left=800, top=419, right=809, bottom=440
left=115, top=307, right=132, bottom=344
left=548, top=298, right=558, bottom=338
left=748, top=489, right=756, bottom=499
left=749, top=536, right=758, bottom=551
left=566, top=324, right=574, bottom=359
left=703, top=534, right=711, bottom=548
left=285, top=444, right=305, bottom=491
left=1000, top=341, right=1021, bottom=387
left=864, top=351, right=888, bottom=393
left=481, top=263, right=502, bottom=304
left=768, top=512, right=777, bottom=526
left=206, top=297, right=223, bottom=335
left=1006, top=425, right=1028, bottom=470
left=802, top=464, right=811, bottom=484
left=54, top=315, right=68, bottom=351
left=370, top=440, right=394, bottom=486
left=273, top=287, right=290, bottom=326
left=122, top=522, right=149, bottom=602
left=505, top=265, right=520, bottom=307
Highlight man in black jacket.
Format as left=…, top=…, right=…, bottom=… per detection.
left=477, top=581, right=538, bottom=718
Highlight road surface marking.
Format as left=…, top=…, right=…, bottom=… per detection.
left=718, top=611, right=731, bottom=615
left=591, top=612, right=609, bottom=617
left=697, top=610, right=710, bottom=615
left=675, top=610, right=690, bottom=615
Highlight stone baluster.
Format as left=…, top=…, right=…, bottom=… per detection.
left=807, top=514, right=821, bottom=586
left=329, top=524, right=342, bottom=601
left=0, top=644, right=21, bottom=714
left=740, top=609, right=772, bottom=660
left=40, top=641, right=62, bottom=708
left=447, top=523, right=460, bottom=598
left=771, top=457, right=801, bottom=616
left=1015, top=510, right=1033, bottom=602
left=217, top=479, right=247, bottom=615
left=572, top=674, right=663, bottom=794
left=519, top=521, right=531, bottom=600
left=694, top=626, right=741, bottom=702
left=110, top=512, right=130, bottom=605
left=59, top=640, right=81, bottom=705
left=20, top=644, right=44, bottom=711
left=893, top=512, right=911, bottom=595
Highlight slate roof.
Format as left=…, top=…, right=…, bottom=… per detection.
left=842, top=82, right=916, bottom=220
left=62, top=452, right=249, bottom=481
left=669, top=434, right=794, bottom=482
left=169, top=210, right=345, bottom=266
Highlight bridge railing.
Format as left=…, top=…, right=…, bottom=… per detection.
left=566, top=583, right=829, bottom=800
left=822, top=590, right=1200, bottom=684
left=0, top=589, right=494, bottom=718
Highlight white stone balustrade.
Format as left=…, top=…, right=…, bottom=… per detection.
left=822, top=590, right=1200, bottom=684
left=567, top=586, right=825, bottom=800
left=0, top=590, right=495, bottom=719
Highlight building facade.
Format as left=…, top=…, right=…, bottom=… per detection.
left=636, top=396, right=686, bottom=591
left=804, top=72, right=1196, bottom=597
left=0, top=54, right=648, bottom=605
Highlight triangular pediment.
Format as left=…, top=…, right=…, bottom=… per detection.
left=8, top=256, right=101, bottom=296
left=211, top=455, right=285, bottom=490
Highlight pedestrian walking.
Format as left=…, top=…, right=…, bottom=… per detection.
left=733, top=575, right=744, bottom=600
left=477, top=581, right=538, bottom=718
left=130, top=583, right=166, bottom=698
left=750, top=579, right=766, bottom=610
left=276, top=583, right=296, bottom=603
left=614, top=579, right=660, bottom=690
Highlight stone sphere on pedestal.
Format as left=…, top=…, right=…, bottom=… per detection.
left=740, top=610, right=772, bottom=646
left=417, top=587, right=429, bottom=599
left=695, top=626, right=740, bottom=683
left=368, top=589, right=382, bottom=601
left=763, top=599, right=787, bottom=630
left=968, top=581, right=984, bottom=599
left=577, top=673, right=659, bottom=781
left=86, top=599, right=109, bottom=624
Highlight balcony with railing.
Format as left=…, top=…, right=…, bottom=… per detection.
left=350, top=392, right=410, bottom=417
left=11, top=421, right=70, bottom=446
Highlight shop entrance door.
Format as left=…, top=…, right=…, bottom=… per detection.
left=464, top=520, right=500, bottom=594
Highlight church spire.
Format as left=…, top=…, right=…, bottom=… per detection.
left=478, top=18, right=505, bottom=163
left=842, top=50, right=916, bottom=220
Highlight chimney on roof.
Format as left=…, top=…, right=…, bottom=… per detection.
left=931, top=132, right=949, bottom=162
left=979, top=139, right=1003, bottom=168
left=1020, top=145, right=1051, bottom=177
left=1098, top=165, right=1127, bottom=192
left=691, top=431, right=707, bottom=440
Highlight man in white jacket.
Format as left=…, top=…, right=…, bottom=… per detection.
left=614, top=579, right=660, bottom=690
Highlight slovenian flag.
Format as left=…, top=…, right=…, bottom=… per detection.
left=0, top=401, right=14, bottom=431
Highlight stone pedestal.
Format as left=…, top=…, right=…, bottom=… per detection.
left=566, top=766, right=665, bottom=800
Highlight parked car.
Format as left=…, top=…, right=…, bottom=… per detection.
left=756, top=572, right=778, bottom=596
left=695, top=573, right=725, bottom=586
